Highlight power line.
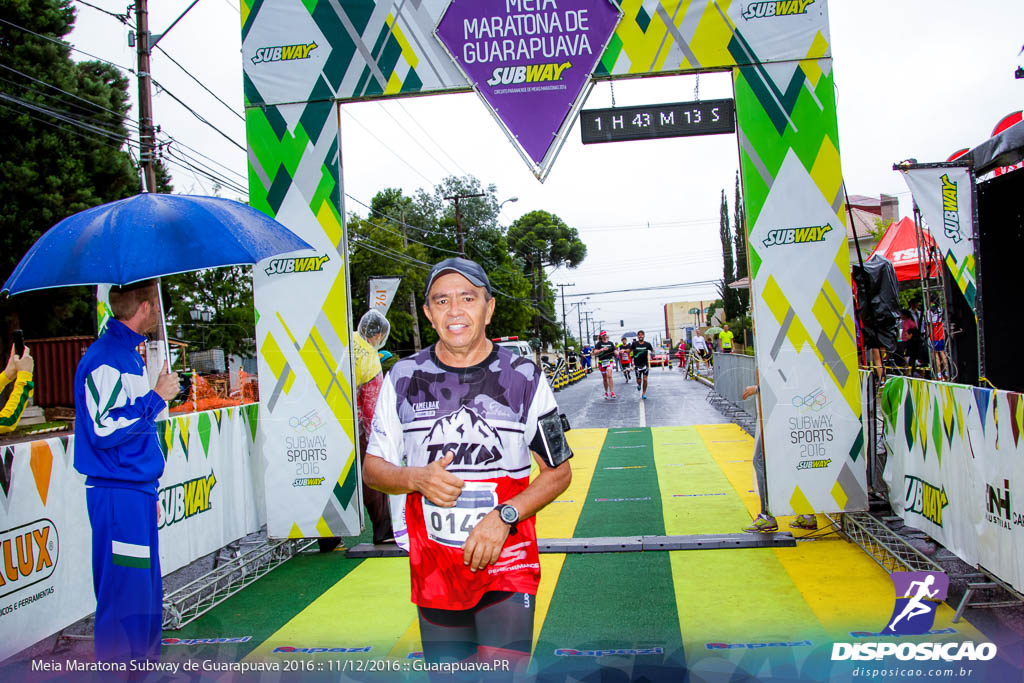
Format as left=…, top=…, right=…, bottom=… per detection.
left=0, top=91, right=137, bottom=144
left=375, top=102, right=456, bottom=178
left=73, top=0, right=133, bottom=24
left=0, top=17, right=136, bottom=73
left=0, top=73, right=139, bottom=130
left=565, top=280, right=722, bottom=297
left=151, top=78, right=246, bottom=151
left=0, top=100, right=137, bottom=153
left=395, top=100, right=470, bottom=177
left=0, top=62, right=140, bottom=124
left=341, top=108, right=438, bottom=187
left=158, top=132, right=247, bottom=182
left=154, top=44, right=244, bottom=122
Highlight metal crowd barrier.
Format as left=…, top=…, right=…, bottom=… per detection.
left=711, top=352, right=758, bottom=420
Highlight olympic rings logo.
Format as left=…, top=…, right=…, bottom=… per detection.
left=792, top=388, right=828, bottom=411
left=289, top=410, right=324, bottom=432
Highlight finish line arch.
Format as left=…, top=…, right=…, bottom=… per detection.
left=242, top=0, right=865, bottom=538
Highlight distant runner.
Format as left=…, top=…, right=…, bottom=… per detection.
left=591, top=330, right=617, bottom=399
left=629, top=330, right=656, bottom=399
left=719, top=324, right=735, bottom=354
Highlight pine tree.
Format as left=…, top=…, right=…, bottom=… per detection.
left=719, top=188, right=741, bottom=321
left=0, top=0, right=140, bottom=339
left=733, top=171, right=750, bottom=314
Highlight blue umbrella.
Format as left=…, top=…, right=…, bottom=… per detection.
left=2, top=193, right=315, bottom=294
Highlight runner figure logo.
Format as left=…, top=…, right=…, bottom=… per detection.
left=882, top=571, right=949, bottom=635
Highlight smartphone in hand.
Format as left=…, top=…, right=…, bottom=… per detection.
left=12, top=330, right=24, bottom=358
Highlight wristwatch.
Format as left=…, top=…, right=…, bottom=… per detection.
left=496, top=504, right=519, bottom=535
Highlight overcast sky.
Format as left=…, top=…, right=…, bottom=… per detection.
left=68, top=0, right=1023, bottom=345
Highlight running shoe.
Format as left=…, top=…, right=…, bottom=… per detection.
left=604, top=392, right=609, bottom=400
left=637, top=384, right=641, bottom=392
left=610, top=392, right=616, bottom=398
left=790, top=514, right=818, bottom=530
left=642, top=394, right=647, bottom=399
left=744, top=514, right=778, bottom=532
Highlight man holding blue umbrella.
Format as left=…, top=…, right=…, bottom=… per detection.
left=73, top=279, right=180, bottom=664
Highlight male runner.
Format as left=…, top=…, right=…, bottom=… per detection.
left=590, top=330, right=617, bottom=399
left=363, top=257, right=572, bottom=671
left=719, top=324, right=735, bottom=354
left=629, top=330, right=656, bottom=399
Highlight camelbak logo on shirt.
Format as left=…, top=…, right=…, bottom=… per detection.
left=423, top=406, right=504, bottom=467
left=762, top=224, right=832, bottom=248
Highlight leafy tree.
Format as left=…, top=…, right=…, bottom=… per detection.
left=0, top=0, right=140, bottom=342
left=163, top=266, right=255, bottom=360
left=506, top=210, right=586, bottom=347
left=347, top=211, right=430, bottom=353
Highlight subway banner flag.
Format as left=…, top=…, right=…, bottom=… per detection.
left=901, top=166, right=978, bottom=313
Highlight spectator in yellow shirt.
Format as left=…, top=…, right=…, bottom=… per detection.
left=0, top=344, right=35, bottom=434
left=719, top=324, right=735, bottom=354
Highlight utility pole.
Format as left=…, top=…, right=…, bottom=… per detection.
left=135, top=0, right=157, bottom=192
left=443, top=193, right=484, bottom=256
left=577, top=305, right=584, bottom=350
left=557, top=283, right=574, bottom=359
left=400, top=208, right=422, bottom=352
left=134, top=0, right=200, bottom=192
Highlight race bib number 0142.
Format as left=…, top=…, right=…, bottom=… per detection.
left=422, top=482, right=498, bottom=548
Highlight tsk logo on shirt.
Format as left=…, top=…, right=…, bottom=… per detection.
left=423, top=406, right=505, bottom=467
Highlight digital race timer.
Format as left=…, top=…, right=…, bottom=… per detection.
left=580, top=98, right=735, bottom=144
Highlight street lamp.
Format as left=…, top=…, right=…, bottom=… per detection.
left=190, top=307, right=213, bottom=349
left=498, top=196, right=519, bottom=212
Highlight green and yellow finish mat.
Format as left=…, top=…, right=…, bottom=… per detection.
left=160, top=426, right=1018, bottom=681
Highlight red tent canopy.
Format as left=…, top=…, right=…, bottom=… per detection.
left=868, top=216, right=939, bottom=281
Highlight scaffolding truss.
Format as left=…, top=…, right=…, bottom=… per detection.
left=162, top=538, right=315, bottom=630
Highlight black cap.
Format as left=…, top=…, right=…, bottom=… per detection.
left=424, top=257, right=492, bottom=299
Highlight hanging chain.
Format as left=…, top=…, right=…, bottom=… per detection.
left=694, top=73, right=700, bottom=101
left=610, top=79, right=616, bottom=108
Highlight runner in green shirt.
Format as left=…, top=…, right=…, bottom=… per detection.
left=719, top=324, right=735, bottom=354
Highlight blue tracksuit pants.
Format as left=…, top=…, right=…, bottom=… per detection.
left=86, top=486, right=162, bottom=662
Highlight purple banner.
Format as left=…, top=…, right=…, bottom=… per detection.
left=436, top=0, right=621, bottom=172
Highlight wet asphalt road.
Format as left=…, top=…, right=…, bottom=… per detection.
left=555, top=363, right=726, bottom=430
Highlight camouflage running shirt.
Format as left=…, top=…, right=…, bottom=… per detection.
left=367, top=344, right=561, bottom=610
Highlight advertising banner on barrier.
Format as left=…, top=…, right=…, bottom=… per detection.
left=900, top=166, right=977, bottom=312
left=368, top=277, right=402, bottom=317
left=0, top=407, right=263, bottom=663
left=881, top=377, right=1024, bottom=594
